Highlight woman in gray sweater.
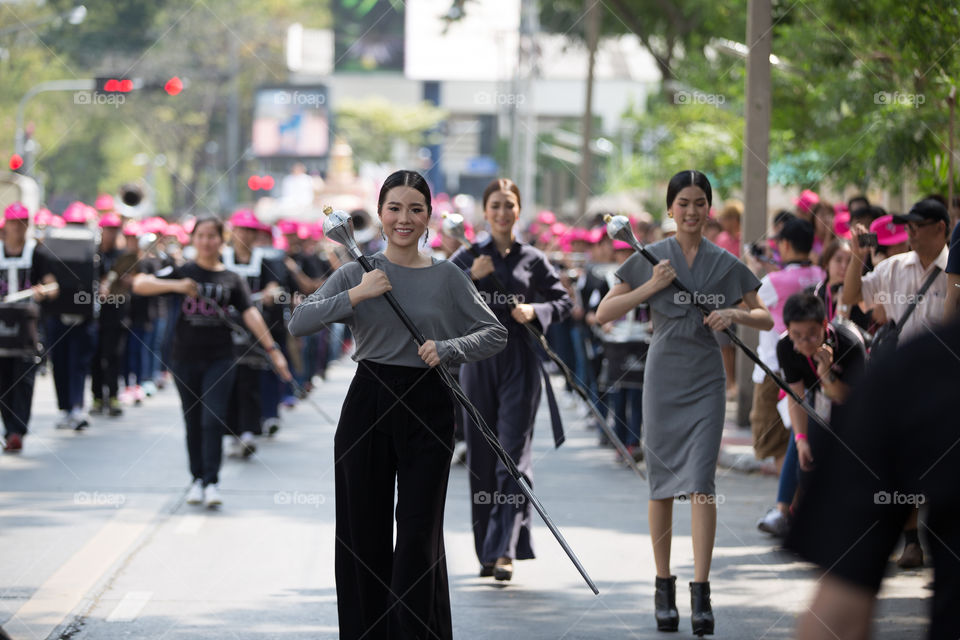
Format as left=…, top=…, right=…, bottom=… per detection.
left=288, top=170, right=506, bottom=640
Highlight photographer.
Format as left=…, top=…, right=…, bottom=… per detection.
left=842, top=198, right=949, bottom=345
left=776, top=293, right=865, bottom=475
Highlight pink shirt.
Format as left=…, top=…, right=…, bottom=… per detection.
left=714, top=231, right=740, bottom=257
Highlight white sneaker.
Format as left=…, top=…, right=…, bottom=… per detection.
left=240, top=432, right=257, bottom=458
left=757, top=507, right=790, bottom=537
left=186, top=480, right=203, bottom=505
left=143, top=381, right=158, bottom=397
left=226, top=437, right=244, bottom=458
left=55, top=411, right=73, bottom=429
left=263, top=417, right=281, bottom=436
left=203, top=484, right=222, bottom=508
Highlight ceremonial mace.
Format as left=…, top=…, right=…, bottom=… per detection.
left=323, top=207, right=600, bottom=595
left=441, top=213, right=646, bottom=479
left=604, top=214, right=832, bottom=432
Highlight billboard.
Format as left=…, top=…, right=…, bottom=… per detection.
left=333, top=0, right=405, bottom=72
left=251, top=86, right=330, bottom=158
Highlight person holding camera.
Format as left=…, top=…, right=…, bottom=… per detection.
left=776, top=293, right=865, bottom=477
left=597, top=170, right=772, bottom=635
left=449, top=177, right=572, bottom=583
left=842, top=198, right=949, bottom=345
left=133, top=216, right=291, bottom=509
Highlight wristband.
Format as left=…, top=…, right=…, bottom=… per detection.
left=794, top=432, right=808, bottom=442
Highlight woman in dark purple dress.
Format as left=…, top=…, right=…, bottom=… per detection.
left=450, top=178, right=572, bottom=582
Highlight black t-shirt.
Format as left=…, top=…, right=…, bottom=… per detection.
left=777, top=322, right=866, bottom=393
left=230, top=254, right=289, bottom=343
left=785, top=320, right=960, bottom=638
left=947, top=221, right=960, bottom=275
left=294, top=252, right=332, bottom=281
left=156, top=261, right=252, bottom=362
left=0, top=241, right=53, bottom=297
left=130, top=256, right=161, bottom=326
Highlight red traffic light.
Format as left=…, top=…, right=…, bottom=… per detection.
left=164, top=76, right=183, bottom=96
left=247, top=175, right=275, bottom=191
left=9, top=154, right=23, bottom=171
left=98, top=77, right=135, bottom=93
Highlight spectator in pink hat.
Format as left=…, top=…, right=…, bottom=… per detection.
left=794, top=189, right=820, bottom=223
left=833, top=204, right=852, bottom=240
left=868, top=214, right=909, bottom=263
left=94, top=194, right=115, bottom=213
left=0, top=203, right=58, bottom=452
left=714, top=201, right=741, bottom=257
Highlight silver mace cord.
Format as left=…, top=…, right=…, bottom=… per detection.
left=603, top=214, right=833, bottom=434
left=442, top=213, right=646, bottom=479
left=324, top=207, right=600, bottom=595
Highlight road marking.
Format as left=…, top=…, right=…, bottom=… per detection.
left=174, top=514, right=205, bottom=535
left=3, top=501, right=158, bottom=640
left=105, top=591, right=152, bottom=622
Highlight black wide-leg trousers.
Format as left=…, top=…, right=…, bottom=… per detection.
left=335, top=360, right=455, bottom=640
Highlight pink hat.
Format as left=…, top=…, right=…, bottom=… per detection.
left=833, top=207, right=852, bottom=239
left=4, top=202, right=29, bottom=220
left=870, top=214, right=908, bottom=246
left=98, top=213, right=122, bottom=228
left=537, top=210, right=557, bottom=225
left=310, top=221, right=324, bottom=240
left=612, top=240, right=632, bottom=250
left=49, top=216, right=66, bottom=228
left=273, top=233, right=289, bottom=251
left=164, top=223, right=190, bottom=245
left=182, top=217, right=196, bottom=234
left=62, top=201, right=91, bottom=224
left=550, top=222, right=567, bottom=236
left=141, top=216, right=168, bottom=235
left=94, top=194, right=115, bottom=212
left=537, top=230, right=553, bottom=245
left=429, top=232, right=444, bottom=249
left=794, top=189, right=820, bottom=214
left=34, top=208, right=53, bottom=226
left=277, top=219, right=299, bottom=235
left=229, top=209, right=261, bottom=230
left=586, top=227, right=605, bottom=244
left=122, top=220, right=141, bottom=237
left=255, top=220, right=272, bottom=233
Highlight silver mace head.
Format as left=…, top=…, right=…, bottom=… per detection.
left=604, top=214, right=643, bottom=252
left=441, top=212, right=470, bottom=247
left=322, top=206, right=362, bottom=259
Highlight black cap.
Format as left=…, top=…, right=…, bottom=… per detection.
left=892, top=199, right=949, bottom=226
left=774, top=217, right=815, bottom=253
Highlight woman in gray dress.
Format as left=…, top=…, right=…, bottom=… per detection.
left=597, top=170, right=772, bottom=636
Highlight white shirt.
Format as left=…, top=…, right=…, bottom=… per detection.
left=861, top=246, right=949, bottom=342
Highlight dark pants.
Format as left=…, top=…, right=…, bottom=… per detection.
left=227, top=363, right=262, bottom=436
left=45, top=317, right=95, bottom=412
left=0, top=356, right=37, bottom=436
left=171, top=357, right=236, bottom=486
left=461, top=335, right=540, bottom=564
left=335, top=360, right=454, bottom=640
left=91, top=319, right=126, bottom=401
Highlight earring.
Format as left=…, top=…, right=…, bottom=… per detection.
left=421, top=229, right=430, bottom=248
left=380, top=228, right=386, bottom=242
left=668, top=212, right=674, bottom=218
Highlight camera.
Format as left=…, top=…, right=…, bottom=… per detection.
left=857, top=233, right=878, bottom=249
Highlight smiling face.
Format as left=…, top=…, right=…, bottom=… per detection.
left=669, top=185, right=710, bottom=235
left=484, top=189, right=519, bottom=236
left=379, top=186, right=429, bottom=248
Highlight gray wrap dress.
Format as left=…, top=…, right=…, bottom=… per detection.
left=616, top=238, right=761, bottom=500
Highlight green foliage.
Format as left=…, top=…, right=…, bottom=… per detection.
left=333, top=97, right=448, bottom=165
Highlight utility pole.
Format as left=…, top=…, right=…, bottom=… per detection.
left=576, top=0, right=600, bottom=223
left=737, top=0, right=772, bottom=426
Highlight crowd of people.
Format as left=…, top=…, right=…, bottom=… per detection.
left=2, top=169, right=959, bottom=638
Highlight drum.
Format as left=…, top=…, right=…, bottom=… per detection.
left=0, top=302, right=40, bottom=357
left=599, top=339, right=649, bottom=391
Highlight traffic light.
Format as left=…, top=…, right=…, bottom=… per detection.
left=9, top=154, right=23, bottom=171
left=164, top=76, right=183, bottom=96
left=248, top=175, right=275, bottom=191
left=95, top=77, right=142, bottom=94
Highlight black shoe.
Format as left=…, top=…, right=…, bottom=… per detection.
left=654, top=575, right=679, bottom=631
left=479, top=563, right=494, bottom=578
left=690, top=581, right=714, bottom=636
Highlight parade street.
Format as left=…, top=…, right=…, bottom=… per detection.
left=1, top=360, right=929, bottom=640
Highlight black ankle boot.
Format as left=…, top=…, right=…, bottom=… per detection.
left=689, top=581, right=714, bottom=636
left=654, top=575, right=679, bottom=631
